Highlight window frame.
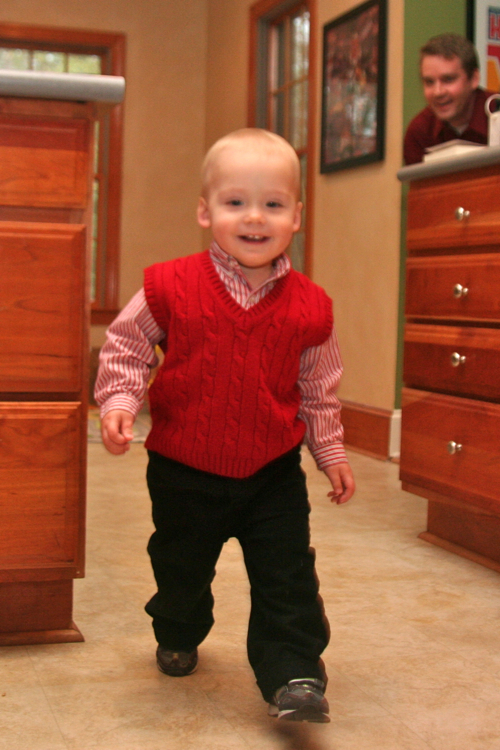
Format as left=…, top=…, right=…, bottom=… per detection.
left=249, top=0, right=317, bottom=278
left=0, top=23, right=125, bottom=325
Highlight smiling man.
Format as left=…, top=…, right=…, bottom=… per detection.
left=404, top=33, right=496, bottom=164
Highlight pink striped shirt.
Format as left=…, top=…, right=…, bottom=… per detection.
left=95, top=242, right=347, bottom=468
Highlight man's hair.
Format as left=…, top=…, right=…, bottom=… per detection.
left=201, top=128, right=301, bottom=198
left=420, top=33, right=479, bottom=78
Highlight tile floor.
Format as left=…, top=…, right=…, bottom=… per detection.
left=2, top=444, right=500, bottom=750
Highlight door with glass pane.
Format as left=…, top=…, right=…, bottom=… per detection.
left=250, top=1, right=314, bottom=274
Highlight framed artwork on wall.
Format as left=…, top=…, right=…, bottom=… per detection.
left=320, top=0, right=387, bottom=173
left=467, top=0, right=500, bottom=90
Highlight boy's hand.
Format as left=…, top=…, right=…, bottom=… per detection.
left=100, top=410, right=135, bottom=455
left=323, top=463, right=355, bottom=505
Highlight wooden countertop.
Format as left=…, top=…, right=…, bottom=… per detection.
left=397, top=146, right=500, bottom=182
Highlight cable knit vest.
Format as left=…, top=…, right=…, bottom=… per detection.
left=144, top=250, right=333, bottom=478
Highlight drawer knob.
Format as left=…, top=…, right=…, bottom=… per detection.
left=450, top=352, right=466, bottom=367
left=447, top=441, right=463, bottom=455
left=453, top=283, right=469, bottom=298
left=454, top=206, right=470, bottom=221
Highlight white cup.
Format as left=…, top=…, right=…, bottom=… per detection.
left=485, top=94, right=500, bottom=147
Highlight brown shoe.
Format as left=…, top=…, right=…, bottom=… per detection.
left=156, top=646, right=198, bottom=676
left=268, top=678, right=330, bottom=722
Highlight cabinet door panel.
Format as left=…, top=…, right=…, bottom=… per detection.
left=0, top=222, right=87, bottom=392
left=405, top=254, right=500, bottom=321
left=404, top=324, right=500, bottom=399
left=0, top=403, right=85, bottom=577
left=407, top=170, right=500, bottom=252
left=400, top=388, right=500, bottom=513
left=0, top=115, right=91, bottom=208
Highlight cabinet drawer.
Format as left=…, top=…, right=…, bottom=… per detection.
left=0, top=402, right=85, bottom=576
left=0, top=114, right=91, bottom=209
left=407, top=169, right=500, bottom=253
left=0, top=221, right=87, bottom=392
left=406, top=254, right=500, bottom=321
left=403, top=324, right=500, bottom=399
left=400, top=388, right=500, bottom=513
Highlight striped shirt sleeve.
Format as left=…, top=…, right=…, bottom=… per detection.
left=297, top=326, right=348, bottom=468
left=94, top=289, right=164, bottom=418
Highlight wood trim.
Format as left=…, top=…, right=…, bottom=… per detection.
left=304, top=0, right=317, bottom=279
left=0, top=566, right=82, bottom=583
left=0, top=580, right=84, bottom=644
left=247, top=5, right=259, bottom=126
left=400, top=481, right=497, bottom=513
left=0, top=23, right=124, bottom=49
left=90, top=308, right=120, bottom=326
left=248, top=0, right=306, bottom=126
left=403, top=481, right=500, bottom=573
left=0, top=622, right=84, bottom=646
left=341, top=400, right=394, bottom=460
left=100, top=33, right=125, bottom=319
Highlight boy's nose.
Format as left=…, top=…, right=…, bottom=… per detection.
left=245, top=207, right=264, bottom=223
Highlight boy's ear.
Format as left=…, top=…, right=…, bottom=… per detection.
left=197, top=197, right=211, bottom=229
left=293, top=202, right=303, bottom=232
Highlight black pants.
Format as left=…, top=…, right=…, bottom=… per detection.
left=145, top=446, right=330, bottom=702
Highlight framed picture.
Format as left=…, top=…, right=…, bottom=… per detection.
left=320, top=0, right=387, bottom=174
left=467, top=1, right=500, bottom=90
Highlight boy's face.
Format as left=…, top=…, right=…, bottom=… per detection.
left=197, top=145, right=302, bottom=283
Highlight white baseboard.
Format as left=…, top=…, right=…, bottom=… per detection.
left=389, top=409, right=401, bottom=459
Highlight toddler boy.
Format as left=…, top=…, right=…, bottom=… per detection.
left=95, top=128, right=355, bottom=723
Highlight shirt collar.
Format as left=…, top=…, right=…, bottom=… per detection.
left=209, top=240, right=291, bottom=288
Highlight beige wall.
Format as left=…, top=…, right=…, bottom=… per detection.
left=3, top=0, right=404, bottom=413
left=0, top=0, right=209, bottom=347
left=205, top=0, right=404, bottom=411
left=314, top=0, right=404, bottom=410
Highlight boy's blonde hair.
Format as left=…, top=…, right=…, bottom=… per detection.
left=201, top=128, right=301, bottom=198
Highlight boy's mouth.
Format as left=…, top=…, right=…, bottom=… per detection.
left=239, top=234, right=269, bottom=243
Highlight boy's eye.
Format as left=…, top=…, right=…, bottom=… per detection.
left=227, top=199, right=243, bottom=206
left=267, top=201, right=283, bottom=208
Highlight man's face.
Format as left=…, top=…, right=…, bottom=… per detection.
left=420, top=54, right=480, bottom=129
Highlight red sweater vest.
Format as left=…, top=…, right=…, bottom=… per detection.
left=144, top=251, right=333, bottom=478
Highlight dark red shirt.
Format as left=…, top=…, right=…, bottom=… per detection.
left=403, top=88, right=494, bottom=165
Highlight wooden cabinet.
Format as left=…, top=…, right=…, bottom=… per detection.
left=0, top=97, right=94, bottom=645
left=399, top=153, right=500, bottom=572
left=0, top=222, right=87, bottom=392
left=405, top=254, right=500, bottom=321
left=0, top=403, right=85, bottom=574
left=405, top=165, right=500, bottom=252
left=400, top=389, right=500, bottom=513
left=403, top=324, right=500, bottom=400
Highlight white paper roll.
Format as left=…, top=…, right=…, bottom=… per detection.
left=0, top=69, right=125, bottom=104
